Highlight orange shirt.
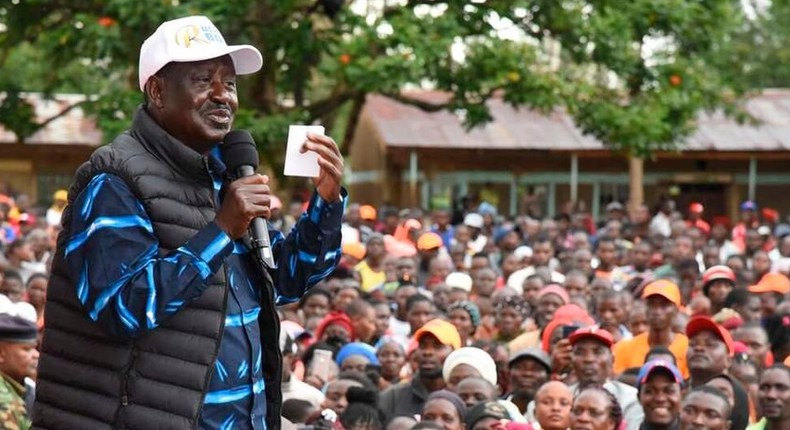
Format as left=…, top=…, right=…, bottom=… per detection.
left=612, top=332, right=690, bottom=379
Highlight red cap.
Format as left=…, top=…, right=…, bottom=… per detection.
left=702, top=265, right=736, bottom=286
left=686, top=315, right=734, bottom=357
left=689, top=203, right=704, bottom=214
left=748, top=273, right=790, bottom=295
left=314, top=311, right=354, bottom=341
left=569, top=326, right=614, bottom=348
left=763, top=208, right=780, bottom=223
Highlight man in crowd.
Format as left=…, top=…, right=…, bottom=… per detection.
left=637, top=360, right=684, bottom=430
left=614, top=280, right=689, bottom=378
left=0, top=314, right=38, bottom=429
left=378, top=319, right=461, bottom=421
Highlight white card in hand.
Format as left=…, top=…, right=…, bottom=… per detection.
left=284, top=125, right=325, bottom=177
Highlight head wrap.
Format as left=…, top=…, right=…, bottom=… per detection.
left=442, top=347, right=498, bottom=386
left=335, top=342, right=379, bottom=366
left=425, top=390, right=467, bottom=421
left=447, top=300, right=481, bottom=328
left=314, top=311, right=354, bottom=341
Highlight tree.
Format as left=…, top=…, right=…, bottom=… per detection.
left=0, top=0, right=752, bottom=203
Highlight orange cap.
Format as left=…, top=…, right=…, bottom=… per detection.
left=413, top=319, right=461, bottom=350
left=642, top=279, right=682, bottom=307
left=748, top=273, right=790, bottom=295
left=417, top=232, right=443, bottom=251
left=359, top=205, right=377, bottom=221
left=689, top=202, right=704, bottom=214
left=342, top=242, right=366, bottom=260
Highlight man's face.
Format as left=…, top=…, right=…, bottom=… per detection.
left=735, top=295, right=763, bottom=323
left=758, top=367, right=790, bottom=421
left=366, top=238, right=385, bottom=259
left=416, top=334, right=451, bottom=378
left=734, top=326, right=769, bottom=370
left=597, top=297, right=624, bottom=330
left=302, top=293, right=329, bottom=320
left=537, top=294, right=564, bottom=326
left=373, top=304, right=391, bottom=338
left=673, top=237, right=694, bottom=260
left=457, top=378, right=496, bottom=408
left=571, top=339, right=612, bottom=386
left=394, top=286, right=417, bottom=315
left=564, top=276, right=587, bottom=299
left=0, top=278, right=24, bottom=303
left=687, top=331, right=730, bottom=377
left=746, top=230, right=763, bottom=253
left=646, top=296, right=677, bottom=331
left=395, top=257, right=417, bottom=281
left=473, top=269, right=497, bottom=297
left=345, top=204, right=361, bottom=225
left=631, top=244, right=651, bottom=269
left=0, top=341, right=38, bottom=383
left=532, top=242, right=553, bottom=267
left=597, top=242, right=617, bottom=267
left=679, top=392, right=730, bottom=430
left=754, top=252, right=772, bottom=274
left=639, top=372, right=682, bottom=427
left=153, top=56, right=238, bottom=152
left=333, top=287, right=359, bottom=311
left=352, top=307, right=377, bottom=343
left=432, top=285, right=451, bottom=312
left=407, top=301, right=435, bottom=333
left=509, top=358, right=549, bottom=397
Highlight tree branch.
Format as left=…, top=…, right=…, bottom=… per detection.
left=34, top=98, right=92, bottom=133
left=380, top=92, right=453, bottom=112
left=306, top=90, right=357, bottom=120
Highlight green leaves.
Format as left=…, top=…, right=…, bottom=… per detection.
left=0, top=0, right=757, bottom=161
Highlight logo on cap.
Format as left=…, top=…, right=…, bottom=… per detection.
left=175, top=24, right=225, bottom=48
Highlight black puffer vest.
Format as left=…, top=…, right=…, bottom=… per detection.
left=33, top=107, right=282, bottom=430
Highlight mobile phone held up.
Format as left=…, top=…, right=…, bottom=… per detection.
left=562, top=325, right=580, bottom=339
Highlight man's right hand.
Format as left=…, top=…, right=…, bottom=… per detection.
left=215, top=174, right=272, bottom=240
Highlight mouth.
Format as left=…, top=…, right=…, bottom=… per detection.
left=205, top=109, right=232, bottom=125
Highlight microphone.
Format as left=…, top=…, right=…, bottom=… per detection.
left=221, top=130, right=276, bottom=269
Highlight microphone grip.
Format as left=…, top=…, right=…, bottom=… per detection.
left=236, top=165, right=275, bottom=268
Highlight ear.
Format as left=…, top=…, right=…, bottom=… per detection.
left=0, top=345, right=7, bottom=365
left=145, top=76, right=166, bottom=110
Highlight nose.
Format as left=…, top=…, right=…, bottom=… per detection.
left=209, top=78, right=231, bottom=105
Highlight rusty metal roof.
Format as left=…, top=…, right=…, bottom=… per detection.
left=0, top=93, right=102, bottom=146
left=364, top=89, right=790, bottom=152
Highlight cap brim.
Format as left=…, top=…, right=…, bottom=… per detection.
left=171, top=44, right=263, bottom=75
left=686, top=318, right=733, bottom=356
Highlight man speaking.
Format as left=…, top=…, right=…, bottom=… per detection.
left=33, top=15, right=345, bottom=430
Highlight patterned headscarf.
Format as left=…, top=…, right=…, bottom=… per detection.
left=447, top=300, right=481, bottom=328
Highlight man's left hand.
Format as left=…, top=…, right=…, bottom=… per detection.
left=302, top=133, right=344, bottom=202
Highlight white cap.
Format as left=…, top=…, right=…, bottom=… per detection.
left=464, top=213, right=484, bottom=229
left=513, top=245, right=533, bottom=260
left=445, top=272, right=473, bottom=292
left=138, top=15, right=263, bottom=91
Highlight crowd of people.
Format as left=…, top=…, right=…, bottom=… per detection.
left=273, top=197, right=790, bottom=430
left=3, top=187, right=790, bottom=430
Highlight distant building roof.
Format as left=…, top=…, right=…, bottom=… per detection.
left=363, top=89, right=790, bottom=152
left=0, top=93, right=102, bottom=146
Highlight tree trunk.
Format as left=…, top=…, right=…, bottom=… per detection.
left=628, top=155, right=644, bottom=217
